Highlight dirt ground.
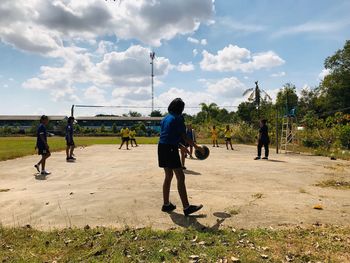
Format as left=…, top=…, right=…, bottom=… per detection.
left=0, top=144, right=349, bottom=230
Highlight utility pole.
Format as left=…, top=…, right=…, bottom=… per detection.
left=150, top=51, right=156, bottom=113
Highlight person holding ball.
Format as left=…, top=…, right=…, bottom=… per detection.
left=158, top=98, right=204, bottom=216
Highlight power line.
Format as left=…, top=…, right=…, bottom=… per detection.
left=73, top=104, right=239, bottom=109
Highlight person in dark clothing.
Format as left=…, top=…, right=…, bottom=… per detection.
left=158, top=98, right=204, bottom=216
left=65, top=117, right=76, bottom=161
left=34, top=115, right=51, bottom=175
left=255, top=119, right=269, bottom=160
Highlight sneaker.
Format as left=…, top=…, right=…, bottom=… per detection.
left=254, top=156, right=261, bottom=160
left=262, top=157, right=268, bottom=160
left=70, top=156, right=76, bottom=160
left=182, top=166, right=187, bottom=170
left=184, top=204, right=203, bottom=216
left=34, top=164, right=40, bottom=173
left=161, top=203, right=176, bottom=213
left=42, top=170, right=51, bottom=175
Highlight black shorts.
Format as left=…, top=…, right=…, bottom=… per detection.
left=122, top=137, right=130, bottom=142
left=225, top=137, right=232, bottom=142
left=158, top=144, right=182, bottom=169
left=38, top=148, right=49, bottom=155
left=66, top=140, right=75, bottom=146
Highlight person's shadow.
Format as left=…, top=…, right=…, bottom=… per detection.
left=35, top=173, right=47, bottom=180
left=169, top=211, right=231, bottom=231
left=183, top=170, right=201, bottom=175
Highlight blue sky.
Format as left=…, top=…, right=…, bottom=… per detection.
left=0, top=0, right=349, bottom=116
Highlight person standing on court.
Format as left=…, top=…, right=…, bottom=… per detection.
left=65, top=117, right=76, bottom=161
left=255, top=119, right=270, bottom=160
left=119, top=125, right=130, bottom=150
left=158, top=98, right=204, bottom=216
left=185, top=124, right=196, bottom=158
left=34, top=115, right=51, bottom=175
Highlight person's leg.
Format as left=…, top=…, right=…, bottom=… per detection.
left=66, top=145, right=69, bottom=158
left=69, top=145, right=74, bottom=158
left=126, top=140, right=129, bottom=150
left=163, top=168, right=173, bottom=205
left=130, top=139, right=134, bottom=147
left=230, top=140, right=234, bottom=150
left=41, top=155, right=47, bottom=171
left=180, top=148, right=186, bottom=168
left=119, top=139, right=124, bottom=149
left=216, top=140, right=219, bottom=147
left=134, top=139, right=138, bottom=147
left=212, top=139, right=215, bottom=147
left=257, top=141, right=262, bottom=157
left=173, top=168, right=189, bottom=208
left=264, top=142, right=269, bottom=158
left=189, top=145, right=193, bottom=157
left=226, top=140, right=229, bottom=150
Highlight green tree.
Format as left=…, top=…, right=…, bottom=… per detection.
left=129, top=111, right=142, bottom=117
left=237, top=101, right=258, bottom=123
left=199, top=102, right=219, bottom=122
left=276, top=83, right=299, bottom=115
left=150, top=110, right=163, bottom=117
left=318, top=40, right=350, bottom=114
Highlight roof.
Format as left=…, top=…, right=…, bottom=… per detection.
left=76, top=116, right=162, bottom=121
left=0, top=115, right=162, bottom=121
left=0, top=115, right=67, bottom=121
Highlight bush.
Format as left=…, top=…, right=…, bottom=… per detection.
left=337, top=124, right=350, bottom=149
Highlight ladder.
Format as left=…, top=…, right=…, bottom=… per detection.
left=280, top=116, right=299, bottom=153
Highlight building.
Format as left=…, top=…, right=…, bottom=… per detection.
left=0, top=115, right=162, bottom=133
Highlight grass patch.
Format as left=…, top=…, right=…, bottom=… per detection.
left=0, top=226, right=349, bottom=262
left=0, top=137, right=158, bottom=161
left=228, top=209, right=240, bottom=216
left=315, top=179, right=350, bottom=190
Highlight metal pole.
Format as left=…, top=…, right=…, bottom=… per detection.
left=71, top=105, right=75, bottom=117
left=150, top=52, right=155, bottom=113
left=276, top=106, right=279, bottom=154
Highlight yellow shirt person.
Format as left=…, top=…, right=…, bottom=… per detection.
left=224, top=128, right=233, bottom=139
left=210, top=125, right=219, bottom=147
left=129, top=130, right=136, bottom=139
left=120, top=127, right=130, bottom=138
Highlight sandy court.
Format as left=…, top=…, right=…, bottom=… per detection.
left=0, top=144, right=349, bottom=230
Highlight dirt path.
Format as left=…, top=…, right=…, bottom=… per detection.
left=0, top=144, right=349, bottom=230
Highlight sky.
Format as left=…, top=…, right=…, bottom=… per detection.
left=0, top=0, right=349, bottom=116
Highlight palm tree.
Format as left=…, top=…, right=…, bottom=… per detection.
left=242, top=81, right=272, bottom=111
left=200, top=102, right=219, bottom=122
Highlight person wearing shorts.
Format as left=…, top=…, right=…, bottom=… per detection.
left=65, top=116, right=76, bottom=161
left=129, top=129, right=138, bottom=147
left=119, top=126, right=130, bottom=150
left=158, top=98, right=204, bottom=216
left=34, top=115, right=51, bottom=176
left=224, top=125, right=234, bottom=150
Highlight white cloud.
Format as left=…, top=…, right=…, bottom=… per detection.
left=176, top=62, right=195, bottom=72
left=200, top=39, right=207, bottom=45
left=216, top=17, right=267, bottom=33
left=84, top=86, right=106, bottom=103
left=270, top=71, right=286, bottom=77
left=273, top=20, right=350, bottom=38
left=200, top=44, right=285, bottom=72
left=206, top=77, right=246, bottom=98
left=22, top=45, right=171, bottom=101
left=193, top=48, right=198, bottom=57
left=187, top=36, right=207, bottom=46
left=0, top=0, right=215, bottom=55
left=318, top=68, right=330, bottom=80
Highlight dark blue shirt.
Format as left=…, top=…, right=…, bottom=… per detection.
left=36, top=124, right=47, bottom=149
left=159, top=114, right=186, bottom=145
left=66, top=124, right=73, bottom=141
